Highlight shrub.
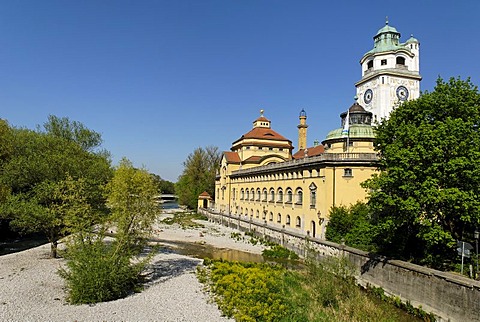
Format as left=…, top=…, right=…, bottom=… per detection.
left=59, top=239, right=144, bottom=304
left=262, top=244, right=299, bottom=260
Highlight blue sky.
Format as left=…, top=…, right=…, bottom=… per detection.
left=1, top=1, right=479, bottom=182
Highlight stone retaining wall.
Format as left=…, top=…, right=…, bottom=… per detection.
left=199, top=208, right=480, bottom=322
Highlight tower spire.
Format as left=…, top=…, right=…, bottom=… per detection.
left=297, top=109, right=308, bottom=151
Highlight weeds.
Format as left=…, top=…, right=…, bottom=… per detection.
left=160, top=211, right=208, bottom=229
left=198, top=256, right=428, bottom=321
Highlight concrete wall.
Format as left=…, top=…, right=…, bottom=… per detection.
left=199, top=208, right=480, bottom=322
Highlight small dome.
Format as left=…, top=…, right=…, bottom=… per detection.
left=348, top=102, right=366, bottom=113
left=376, top=19, right=399, bottom=36
left=299, top=109, right=307, bottom=117
left=405, top=34, right=419, bottom=44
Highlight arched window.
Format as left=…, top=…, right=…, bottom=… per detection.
left=245, top=189, right=249, bottom=200
left=250, top=188, right=255, bottom=200
left=367, top=60, right=373, bottom=69
left=286, top=189, right=293, bottom=203
left=262, top=188, right=268, bottom=201
left=277, top=188, right=283, bottom=202
left=296, top=188, right=303, bottom=205
left=296, top=216, right=301, bottom=228
left=256, top=209, right=259, bottom=218
left=256, top=188, right=261, bottom=201
left=309, top=182, right=317, bottom=209
left=269, top=212, right=273, bottom=221
left=286, top=215, right=291, bottom=225
left=269, top=188, right=275, bottom=202
left=240, top=189, right=244, bottom=200
left=240, top=207, right=243, bottom=215
left=250, top=209, right=253, bottom=217
left=277, top=213, right=282, bottom=223
left=396, top=56, right=406, bottom=65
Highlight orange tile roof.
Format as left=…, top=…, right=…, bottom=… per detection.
left=224, top=151, right=241, bottom=163
left=255, top=116, right=270, bottom=122
left=233, top=127, right=291, bottom=144
left=293, top=145, right=325, bottom=159
left=243, top=156, right=262, bottom=163
left=198, top=191, right=211, bottom=199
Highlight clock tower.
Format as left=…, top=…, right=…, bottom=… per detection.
left=355, top=19, right=421, bottom=122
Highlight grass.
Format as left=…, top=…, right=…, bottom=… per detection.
left=197, top=256, right=431, bottom=322
left=160, top=211, right=208, bottom=229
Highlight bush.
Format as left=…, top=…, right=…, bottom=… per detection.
left=326, top=202, right=377, bottom=252
left=262, top=244, right=299, bottom=260
left=60, top=239, right=144, bottom=304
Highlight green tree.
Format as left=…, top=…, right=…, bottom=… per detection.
left=105, top=158, right=159, bottom=253
left=326, top=202, right=377, bottom=252
left=2, top=176, right=99, bottom=257
left=0, top=119, right=112, bottom=257
left=176, top=146, right=221, bottom=209
left=363, top=77, right=480, bottom=268
left=61, top=158, right=159, bottom=304
left=42, top=115, right=102, bottom=151
left=150, top=173, right=175, bottom=194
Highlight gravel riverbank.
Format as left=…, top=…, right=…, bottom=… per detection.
left=0, top=210, right=264, bottom=322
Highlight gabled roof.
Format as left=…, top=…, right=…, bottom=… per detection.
left=198, top=191, right=212, bottom=199
left=293, top=145, right=325, bottom=159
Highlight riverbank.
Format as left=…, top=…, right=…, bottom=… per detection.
left=0, top=208, right=265, bottom=322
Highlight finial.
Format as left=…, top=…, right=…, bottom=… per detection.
left=386, top=16, right=389, bottom=25
left=410, top=33, right=414, bottom=38
left=260, top=109, right=264, bottom=116
left=354, top=95, right=358, bottom=103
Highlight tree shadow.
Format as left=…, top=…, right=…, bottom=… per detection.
left=360, top=254, right=389, bottom=275
left=143, top=254, right=201, bottom=286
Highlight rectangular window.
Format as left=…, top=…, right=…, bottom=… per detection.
left=381, top=59, right=387, bottom=65
left=343, top=168, right=353, bottom=177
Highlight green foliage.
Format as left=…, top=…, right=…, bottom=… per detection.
left=0, top=118, right=112, bottom=257
left=199, top=257, right=424, bottom=322
left=367, top=286, right=436, bottom=322
left=61, top=158, right=159, bottom=304
left=325, top=202, right=377, bottom=252
left=198, top=260, right=296, bottom=321
left=160, top=211, right=207, bottom=229
left=59, top=238, right=144, bottom=304
left=176, top=146, right=221, bottom=209
left=151, top=173, right=175, bottom=194
left=42, top=115, right=102, bottom=152
left=105, top=158, right=159, bottom=252
left=262, top=244, right=299, bottom=260
left=363, top=77, right=480, bottom=268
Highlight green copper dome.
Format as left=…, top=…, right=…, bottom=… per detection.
left=376, top=23, right=399, bottom=36
left=405, top=34, right=419, bottom=44
left=325, top=124, right=375, bottom=140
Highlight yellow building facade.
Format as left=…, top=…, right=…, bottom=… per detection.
left=214, top=103, right=377, bottom=239
left=210, top=21, right=420, bottom=239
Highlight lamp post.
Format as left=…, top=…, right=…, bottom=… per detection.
left=475, top=229, right=479, bottom=279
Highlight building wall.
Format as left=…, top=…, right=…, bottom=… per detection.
left=200, top=208, right=480, bottom=322
left=215, top=153, right=377, bottom=239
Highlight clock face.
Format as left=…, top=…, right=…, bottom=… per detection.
left=396, top=86, right=409, bottom=101
left=364, top=89, right=373, bottom=104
